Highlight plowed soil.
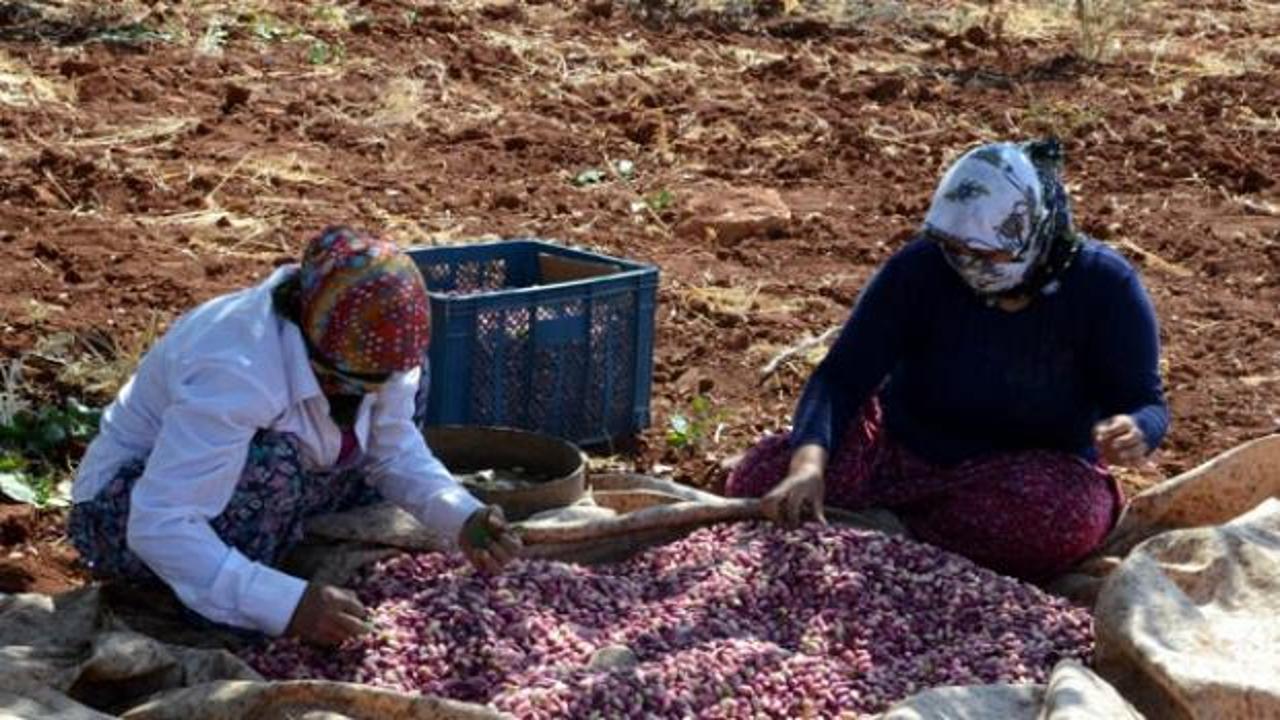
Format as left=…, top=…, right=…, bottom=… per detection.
left=1, top=0, right=1277, bottom=593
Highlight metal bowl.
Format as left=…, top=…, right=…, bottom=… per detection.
left=424, top=425, right=586, bottom=520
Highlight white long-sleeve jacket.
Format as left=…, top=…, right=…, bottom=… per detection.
left=72, top=266, right=482, bottom=636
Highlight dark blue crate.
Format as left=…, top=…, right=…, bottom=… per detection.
left=407, top=239, right=658, bottom=447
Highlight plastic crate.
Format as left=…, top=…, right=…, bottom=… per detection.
left=407, top=239, right=658, bottom=447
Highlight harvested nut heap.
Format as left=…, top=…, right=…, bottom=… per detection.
left=244, top=523, right=1092, bottom=719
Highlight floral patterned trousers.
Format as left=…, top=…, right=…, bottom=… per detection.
left=69, top=362, right=438, bottom=584
left=67, top=430, right=379, bottom=583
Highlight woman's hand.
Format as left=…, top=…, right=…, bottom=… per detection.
left=286, top=582, right=371, bottom=647
left=1094, top=414, right=1148, bottom=467
left=761, top=444, right=829, bottom=527
left=459, top=505, right=523, bottom=573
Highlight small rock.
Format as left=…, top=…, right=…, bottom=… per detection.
left=203, top=260, right=229, bottom=278
left=586, top=644, right=638, bottom=671
left=626, top=116, right=661, bottom=146
left=222, top=83, right=252, bottom=114
left=579, top=0, right=613, bottom=20
left=76, top=73, right=117, bottom=103
left=764, top=18, right=830, bottom=40
left=131, top=84, right=158, bottom=103
left=491, top=189, right=524, bottom=210
left=33, top=240, right=61, bottom=261
left=963, top=24, right=991, bottom=48
left=188, top=174, right=217, bottom=193
left=725, top=330, right=751, bottom=352
left=58, top=58, right=99, bottom=78
left=865, top=76, right=907, bottom=103
left=675, top=369, right=721, bottom=396
left=481, top=0, right=525, bottom=21
left=1239, top=166, right=1273, bottom=194
left=676, top=186, right=792, bottom=244
left=754, top=0, right=788, bottom=17
left=29, top=184, right=62, bottom=208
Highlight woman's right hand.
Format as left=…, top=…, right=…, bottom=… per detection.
left=761, top=445, right=829, bottom=527
left=459, top=505, right=523, bottom=574
left=286, top=582, right=371, bottom=647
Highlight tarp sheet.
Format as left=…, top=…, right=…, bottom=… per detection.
left=2, top=434, right=1276, bottom=719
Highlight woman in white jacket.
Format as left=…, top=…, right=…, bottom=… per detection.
left=69, top=226, right=520, bottom=646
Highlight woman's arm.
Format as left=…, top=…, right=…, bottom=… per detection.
left=761, top=442, right=830, bottom=525
left=364, top=370, right=521, bottom=570
left=125, top=365, right=308, bottom=636
left=789, top=254, right=914, bottom=459
left=363, top=369, right=486, bottom=545
left=765, top=250, right=915, bottom=524
left=1090, top=268, right=1170, bottom=461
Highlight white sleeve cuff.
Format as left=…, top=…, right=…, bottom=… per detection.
left=418, top=486, right=485, bottom=550
left=224, top=552, right=308, bottom=636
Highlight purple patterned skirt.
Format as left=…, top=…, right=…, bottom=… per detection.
left=725, top=398, right=1122, bottom=580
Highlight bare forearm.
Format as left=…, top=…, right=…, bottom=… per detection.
left=789, top=443, right=829, bottom=478
left=763, top=443, right=831, bottom=527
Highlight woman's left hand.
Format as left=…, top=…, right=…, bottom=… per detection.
left=459, top=505, right=523, bottom=573
left=1094, top=414, right=1148, bottom=467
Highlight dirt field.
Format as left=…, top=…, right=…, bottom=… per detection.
left=1, top=0, right=1277, bottom=594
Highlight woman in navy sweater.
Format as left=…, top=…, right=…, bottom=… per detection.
left=727, top=139, right=1168, bottom=580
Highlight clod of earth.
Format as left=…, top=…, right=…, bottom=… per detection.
left=243, top=523, right=1092, bottom=719
left=675, top=186, right=792, bottom=245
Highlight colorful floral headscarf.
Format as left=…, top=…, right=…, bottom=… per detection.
left=922, top=139, right=1078, bottom=298
left=297, top=227, right=430, bottom=394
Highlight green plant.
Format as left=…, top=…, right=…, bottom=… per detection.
left=314, top=5, right=348, bottom=28
left=572, top=168, right=607, bottom=187
left=247, top=12, right=294, bottom=42
left=0, top=452, right=63, bottom=508
left=308, top=39, right=346, bottom=65
left=197, top=20, right=230, bottom=55
left=645, top=189, right=675, bottom=212
left=0, top=398, right=97, bottom=508
left=666, top=395, right=725, bottom=451
left=94, top=22, right=175, bottom=46
left=0, top=398, right=101, bottom=460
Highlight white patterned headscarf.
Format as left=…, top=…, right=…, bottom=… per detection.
left=923, top=141, right=1072, bottom=296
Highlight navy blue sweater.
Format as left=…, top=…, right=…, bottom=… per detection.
left=791, top=238, right=1169, bottom=465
